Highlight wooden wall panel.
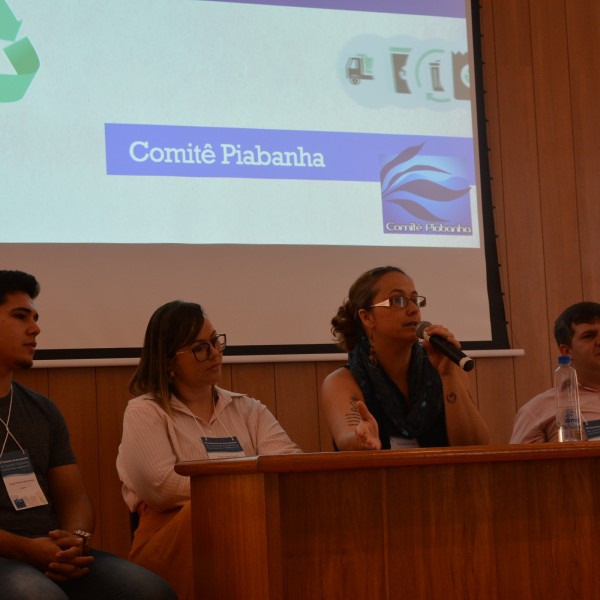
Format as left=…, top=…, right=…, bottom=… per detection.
left=230, top=363, right=276, bottom=415
left=566, top=1, right=600, bottom=302
left=478, top=2, right=523, bottom=433
left=219, top=363, right=232, bottom=391
left=274, top=363, right=320, bottom=452
left=529, top=0, right=583, bottom=341
left=488, top=0, right=551, bottom=408
left=95, top=366, right=136, bottom=558
left=474, top=357, right=517, bottom=444
left=316, top=361, right=345, bottom=452
left=13, top=367, right=49, bottom=397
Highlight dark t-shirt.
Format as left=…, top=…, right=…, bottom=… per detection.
left=0, top=381, right=76, bottom=536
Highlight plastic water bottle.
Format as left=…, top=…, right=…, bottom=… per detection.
left=555, top=355, right=582, bottom=442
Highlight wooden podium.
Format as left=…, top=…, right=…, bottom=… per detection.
left=176, top=444, right=600, bottom=600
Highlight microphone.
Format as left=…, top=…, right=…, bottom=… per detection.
left=416, top=321, right=475, bottom=372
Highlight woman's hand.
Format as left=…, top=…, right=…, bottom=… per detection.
left=354, top=401, right=382, bottom=450
left=419, top=323, right=464, bottom=376
left=321, top=368, right=383, bottom=451
left=420, top=325, right=490, bottom=445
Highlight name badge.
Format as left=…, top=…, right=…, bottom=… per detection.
left=201, top=436, right=245, bottom=460
left=584, top=419, right=600, bottom=441
left=0, top=450, right=48, bottom=510
left=390, top=436, right=419, bottom=450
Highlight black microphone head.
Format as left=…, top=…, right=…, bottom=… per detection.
left=416, top=321, right=432, bottom=340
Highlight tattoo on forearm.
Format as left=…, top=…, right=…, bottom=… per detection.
left=345, top=395, right=362, bottom=426
left=446, top=392, right=457, bottom=404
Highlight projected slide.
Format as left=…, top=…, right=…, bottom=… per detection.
left=2, top=0, right=507, bottom=358
left=2, top=0, right=479, bottom=248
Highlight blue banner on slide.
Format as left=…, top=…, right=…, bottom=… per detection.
left=105, top=123, right=476, bottom=236
left=105, top=124, right=474, bottom=182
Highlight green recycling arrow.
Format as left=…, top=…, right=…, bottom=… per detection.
left=0, top=0, right=40, bottom=102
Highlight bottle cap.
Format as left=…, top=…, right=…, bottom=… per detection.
left=558, top=355, right=571, bottom=365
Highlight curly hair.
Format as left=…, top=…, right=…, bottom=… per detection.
left=331, top=266, right=407, bottom=352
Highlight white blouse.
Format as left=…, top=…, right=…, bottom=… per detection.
left=116, top=387, right=302, bottom=512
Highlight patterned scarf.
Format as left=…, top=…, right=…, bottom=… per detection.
left=347, top=333, right=448, bottom=448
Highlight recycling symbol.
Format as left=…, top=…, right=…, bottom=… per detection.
left=0, top=0, right=40, bottom=102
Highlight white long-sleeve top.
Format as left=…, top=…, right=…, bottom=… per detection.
left=116, top=387, right=302, bottom=512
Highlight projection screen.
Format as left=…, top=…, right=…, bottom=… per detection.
left=0, top=0, right=508, bottom=363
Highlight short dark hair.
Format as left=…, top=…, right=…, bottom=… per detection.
left=0, top=270, right=40, bottom=305
left=554, top=301, right=600, bottom=346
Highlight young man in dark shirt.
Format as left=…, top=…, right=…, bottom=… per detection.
left=0, top=270, right=176, bottom=600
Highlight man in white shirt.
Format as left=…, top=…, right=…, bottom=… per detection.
left=511, top=302, right=600, bottom=443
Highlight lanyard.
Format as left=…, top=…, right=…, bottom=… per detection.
left=191, top=394, right=236, bottom=441
left=0, top=385, right=25, bottom=457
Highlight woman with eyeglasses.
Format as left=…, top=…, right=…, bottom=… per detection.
left=116, top=300, right=301, bottom=600
left=321, top=266, right=489, bottom=451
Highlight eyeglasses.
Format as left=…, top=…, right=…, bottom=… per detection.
left=369, top=296, right=426, bottom=309
left=175, top=333, right=227, bottom=363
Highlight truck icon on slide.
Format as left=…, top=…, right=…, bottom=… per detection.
left=346, top=55, right=374, bottom=85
